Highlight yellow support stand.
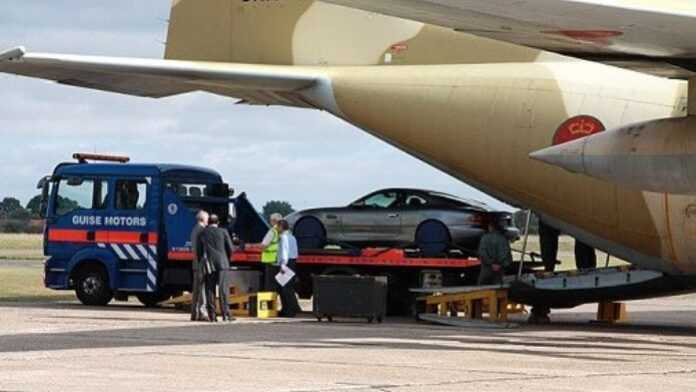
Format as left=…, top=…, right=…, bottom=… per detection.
left=423, top=288, right=525, bottom=322
left=229, top=292, right=279, bottom=318
left=597, top=302, right=627, bottom=323
left=256, top=292, right=279, bottom=319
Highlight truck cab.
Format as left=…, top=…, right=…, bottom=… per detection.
left=39, top=153, right=233, bottom=306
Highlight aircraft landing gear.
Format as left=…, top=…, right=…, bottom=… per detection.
left=528, top=306, right=551, bottom=324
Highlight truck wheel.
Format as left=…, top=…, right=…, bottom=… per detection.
left=75, top=265, right=113, bottom=306
left=415, top=220, right=451, bottom=257
left=294, top=217, right=327, bottom=250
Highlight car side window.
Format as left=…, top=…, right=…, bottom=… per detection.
left=116, top=179, right=148, bottom=210
left=363, top=192, right=398, bottom=209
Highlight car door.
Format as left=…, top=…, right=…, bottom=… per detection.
left=341, top=191, right=401, bottom=243
left=399, top=192, right=430, bottom=240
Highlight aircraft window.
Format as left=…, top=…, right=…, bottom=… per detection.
left=405, top=195, right=427, bottom=207
left=55, top=178, right=98, bottom=216
left=362, top=192, right=398, bottom=209
left=116, top=180, right=147, bottom=210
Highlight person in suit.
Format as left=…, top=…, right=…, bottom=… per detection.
left=277, top=220, right=302, bottom=318
left=190, top=210, right=209, bottom=321
left=196, top=214, right=235, bottom=322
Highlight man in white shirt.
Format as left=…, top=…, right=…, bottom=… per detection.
left=277, top=220, right=301, bottom=317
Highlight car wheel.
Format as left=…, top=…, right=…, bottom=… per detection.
left=75, top=265, right=113, bottom=306
left=294, top=217, right=327, bottom=250
left=415, top=220, right=451, bottom=257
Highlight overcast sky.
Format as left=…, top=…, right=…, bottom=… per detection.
left=0, top=0, right=510, bottom=211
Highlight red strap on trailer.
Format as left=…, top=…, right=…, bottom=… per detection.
left=168, top=247, right=480, bottom=268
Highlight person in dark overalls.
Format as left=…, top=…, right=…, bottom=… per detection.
left=477, top=221, right=512, bottom=285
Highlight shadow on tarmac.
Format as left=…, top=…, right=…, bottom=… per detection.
left=2, top=302, right=696, bottom=363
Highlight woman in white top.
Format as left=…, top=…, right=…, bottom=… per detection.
left=277, top=220, right=301, bottom=317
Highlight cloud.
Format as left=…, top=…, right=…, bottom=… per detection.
left=0, top=0, right=511, bottom=212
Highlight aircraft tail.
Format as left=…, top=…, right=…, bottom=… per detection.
left=165, top=0, right=545, bottom=66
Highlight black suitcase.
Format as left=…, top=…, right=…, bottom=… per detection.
left=312, top=275, right=387, bottom=323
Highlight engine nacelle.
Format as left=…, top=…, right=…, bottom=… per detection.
left=530, top=115, right=696, bottom=194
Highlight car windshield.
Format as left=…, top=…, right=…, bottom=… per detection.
left=427, top=191, right=490, bottom=211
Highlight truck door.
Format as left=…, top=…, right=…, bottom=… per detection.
left=46, top=176, right=110, bottom=277
left=162, top=184, right=196, bottom=261
left=106, top=177, right=160, bottom=292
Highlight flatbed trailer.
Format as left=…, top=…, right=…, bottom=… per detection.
left=235, top=246, right=483, bottom=314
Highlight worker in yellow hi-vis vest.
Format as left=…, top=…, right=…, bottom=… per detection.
left=261, top=213, right=283, bottom=291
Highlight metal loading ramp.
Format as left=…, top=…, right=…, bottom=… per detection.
left=412, top=266, right=696, bottom=326
left=412, top=284, right=526, bottom=326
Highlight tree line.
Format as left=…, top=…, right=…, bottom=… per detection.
left=0, top=195, right=44, bottom=233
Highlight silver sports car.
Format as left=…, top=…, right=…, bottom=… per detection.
left=286, top=188, right=519, bottom=256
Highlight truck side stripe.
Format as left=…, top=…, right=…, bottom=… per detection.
left=123, top=244, right=140, bottom=260
left=47, top=229, right=158, bottom=245
left=111, top=244, right=128, bottom=260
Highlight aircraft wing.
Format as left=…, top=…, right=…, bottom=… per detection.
left=0, top=47, right=321, bottom=107
left=322, top=0, right=696, bottom=78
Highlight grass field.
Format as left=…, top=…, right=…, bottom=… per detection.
left=512, top=235, right=628, bottom=271
left=0, top=234, right=73, bottom=302
left=0, top=233, right=44, bottom=260
left=0, top=265, right=74, bottom=302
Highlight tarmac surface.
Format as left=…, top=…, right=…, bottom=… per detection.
left=2, top=296, right=696, bottom=392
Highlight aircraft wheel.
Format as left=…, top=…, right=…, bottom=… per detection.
left=294, top=217, right=327, bottom=250
left=415, top=220, right=451, bottom=257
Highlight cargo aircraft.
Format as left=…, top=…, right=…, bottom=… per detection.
left=4, top=0, right=696, bottom=308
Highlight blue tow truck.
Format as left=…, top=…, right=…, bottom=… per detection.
left=37, top=153, right=267, bottom=306
left=37, top=154, right=488, bottom=314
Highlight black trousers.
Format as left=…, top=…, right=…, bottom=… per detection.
left=575, top=241, right=597, bottom=270
left=477, top=264, right=503, bottom=285
left=278, top=260, right=301, bottom=317
left=205, top=269, right=230, bottom=320
left=263, top=264, right=276, bottom=292
left=538, top=221, right=560, bottom=272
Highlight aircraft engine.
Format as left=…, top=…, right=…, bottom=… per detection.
left=530, top=115, right=696, bottom=194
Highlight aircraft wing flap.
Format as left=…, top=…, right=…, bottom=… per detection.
left=0, top=47, right=319, bottom=101
left=321, top=0, right=696, bottom=78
